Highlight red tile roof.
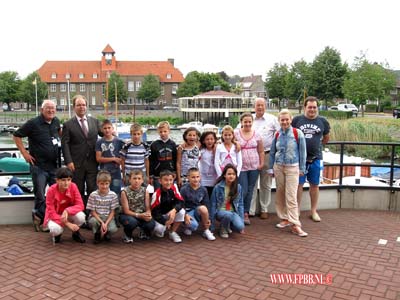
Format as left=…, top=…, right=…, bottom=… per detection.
left=37, top=45, right=184, bottom=84
left=196, top=90, right=240, bottom=97
left=102, top=44, right=115, bottom=54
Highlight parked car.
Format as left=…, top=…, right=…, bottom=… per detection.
left=328, top=106, right=338, bottom=111
left=163, top=106, right=179, bottom=112
left=337, top=104, right=358, bottom=116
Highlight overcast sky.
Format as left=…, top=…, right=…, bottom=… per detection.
left=1, top=0, right=399, bottom=79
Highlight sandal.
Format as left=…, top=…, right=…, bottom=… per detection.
left=275, top=220, right=292, bottom=229
left=291, top=225, right=308, bottom=237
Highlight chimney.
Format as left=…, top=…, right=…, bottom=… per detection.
left=168, top=58, right=174, bottom=66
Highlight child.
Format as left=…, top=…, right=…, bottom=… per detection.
left=150, top=170, right=188, bottom=243
left=210, top=164, right=244, bottom=239
left=180, top=167, right=216, bottom=240
left=149, top=121, right=177, bottom=190
left=87, top=170, right=119, bottom=243
left=215, top=125, right=242, bottom=178
left=96, top=119, right=125, bottom=196
left=120, top=123, right=150, bottom=185
left=43, top=167, right=86, bottom=244
left=119, top=170, right=155, bottom=243
left=198, top=131, right=218, bottom=198
left=176, top=127, right=201, bottom=188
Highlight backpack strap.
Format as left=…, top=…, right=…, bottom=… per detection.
left=275, top=128, right=299, bottom=144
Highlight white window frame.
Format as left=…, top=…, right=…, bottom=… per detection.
left=91, top=96, right=96, bottom=106
left=51, top=73, right=57, bottom=79
left=128, top=81, right=134, bottom=92
left=92, top=73, right=98, bottom=79
left=79, top=73, right=84, bottom=79
left=136, top=81, right=141, bottom=91
left=60, top=84, right=66, bottom=92
left=80, top=84, right=86, bottom=92
left=50, top=84, right=56, bottom=92
left=70, top=84, right=76, bottom=92
left=91, top=83, right=96, bottom=92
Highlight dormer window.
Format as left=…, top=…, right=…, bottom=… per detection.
left=65, top=73, right=71, bottom=79
left=79, top=73, right=84, bottom=79
left=92, top=73, right=98, bottom=79
left=51, top=73, right=57, bottom=79
left=166, top=73, right=172, bottom=79
left=105, top=53, right=112, bottom=65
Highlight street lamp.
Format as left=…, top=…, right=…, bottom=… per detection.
left=33, top=77, right=38, bottom=116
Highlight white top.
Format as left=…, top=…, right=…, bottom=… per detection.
left=214, top=143, right=242, bottom=177
left=252, top=113, right=280, bottom=151
left=199, top=148, right=218, bottom=187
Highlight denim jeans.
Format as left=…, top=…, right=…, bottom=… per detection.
left=31, top=165, right=56, bottom=221
left=215, top=210, right=244, bottom=232
left=186, top=208, right=202, bottom=231
left=108, top=169, right=122, bottom=197
left=119, top=214, right=156, bottom=237
left=239, top=169, right=259, bottom=214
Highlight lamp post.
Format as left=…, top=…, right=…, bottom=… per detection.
left=67, top=78, right=71, bottom=118
left=33, top=77, right=38, bottom=116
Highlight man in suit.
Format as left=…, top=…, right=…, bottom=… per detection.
left=61, top=95, right=102, bottom=207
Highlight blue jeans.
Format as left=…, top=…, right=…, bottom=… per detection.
left=186, top=208, right=202, bottom=231
left=119, top=214, right=155, bottom=237
left=239, top=169, right=259, bottom=214
left=215, top=210, right=244, bottom=232
left=31, top=165, right=56, bottom=221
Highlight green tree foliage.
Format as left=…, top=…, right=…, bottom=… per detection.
left=309, top=46, right=347, bottom=103
left=17, top=72, right=47, bottom=110
left=136, top=74, right=161, bottom=104
left=177, top=71, right=230, bottom=97
left=343, top=56, right=396, bottom=112
left=107, top=72, right=128, bottom=103
left=265, top=63, right=289, bottom=99
left=0, top=71, right=20, bottom=107
left=284, top=60, right=311, bottom=102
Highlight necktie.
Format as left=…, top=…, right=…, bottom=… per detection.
left=80, top=118, right=88, bottom=137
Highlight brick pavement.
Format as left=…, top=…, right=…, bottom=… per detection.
left=0, top=209, right=399, bottom=300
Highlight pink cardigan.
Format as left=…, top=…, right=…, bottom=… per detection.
left=43, top=182, right=84, bottom=227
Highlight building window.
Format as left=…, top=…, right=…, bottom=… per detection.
left=70, top=84, right=76, bottom=92
left=65, top=73, right=71, bottom=79
left=128, top=81, right=134, bottom=91
left=60, top=97, right=65, bottom=106
left=50, top=84, right=57, bottom=92
left=91, top=83, right=96, bottom=92
left=172, top=98, right=178, bottom=105
left=80, top=84, right=85, bottom=92
left=60, top=84, right=66, bottom=92
left=136, top=81, right=141, bottom=91
left=172, top=84, right=178, bottom=95
left=127, top=97, right=133, bottom=105
left=166, top=73, right=172, bottom=79
left=91, top=96, right=96, bottom=106
left=102, top=84, right=106, bottom=96
left=79, top=73, right=84, bottom=79
left=50, top=96, right=57, bottom=104
left=51, top=73, right=57, bottom=79
left=92, top=73, right=98, bottom=79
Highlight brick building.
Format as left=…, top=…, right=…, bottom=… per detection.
left=37, top=44, right=184, bottom=110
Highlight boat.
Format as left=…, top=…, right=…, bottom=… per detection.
left=177, top=121, right=203, bottom=132
left=202, top=123, right=219, bottom=134
left=112, top=122, right=147, bottom=142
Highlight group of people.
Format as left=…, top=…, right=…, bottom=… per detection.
left=13, top=94, right=330, bottom=244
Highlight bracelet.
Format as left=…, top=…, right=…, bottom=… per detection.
left=135, top=213, right=138, bottom=218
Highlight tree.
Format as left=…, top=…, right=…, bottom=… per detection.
left=343, top=55, right=396, bottom=116
left=107, top=72, right=128, bottom=103
left=177, top=71, right=230, bottom=98
left=0, top=71, right=20, bottom=108
left=309, top=46, right=347, bottom=106
left=17, top=72, right=47, bottom=110
left=284, top=60, right=311, bottom=103
left=265, top=63, right=289, bottom=108
left=136, top=74, right=161, bottom=104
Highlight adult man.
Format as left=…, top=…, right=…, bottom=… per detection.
left=292, top=96, right=330, bottom=222
left=249, top=98, right=280, bottom=219
left=13, top=100, right=61, bottom=231
left=61, top=95, right=102, bottom=207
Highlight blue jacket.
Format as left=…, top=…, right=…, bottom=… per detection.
left=269, top=126, right=307, bottom=174
left=210, top=180, right=244, bottom=229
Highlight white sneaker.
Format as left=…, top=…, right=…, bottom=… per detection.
left=169, top=231, right=182, bottom=243
left=203, top=229, right=216, bottom=241
left=183, top=228, right=192, bottom=236
left=154, top=223, right=166, bottom=238
left=122, top=234, right=133, bottom=243
left=220, top=227, right=229, bottom=239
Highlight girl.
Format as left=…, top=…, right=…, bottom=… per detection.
left=176, top=127, right=201, bottom=187
left=210, top=164, right=244, bottom=238
left=214, top=125, right=242, bottom=178
left=234, top=112, right=264, bottom=225
left=198, top=131, right=218, bottom=198
left=269, top=109, right=308, bottom=237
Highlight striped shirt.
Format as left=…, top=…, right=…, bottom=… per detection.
left=86, top=190, right=119, bottom=217
left=120, top=142, right=150, bottom=175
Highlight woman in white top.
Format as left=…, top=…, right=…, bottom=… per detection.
left=215, top=125, right=242, bottom=177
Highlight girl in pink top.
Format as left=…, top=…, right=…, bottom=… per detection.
left=234, top=113, right=264, bottom=225
left=215, top=125, right=242, bottom=177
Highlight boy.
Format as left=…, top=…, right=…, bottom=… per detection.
left=43, top=167, right=86, bottom=243
left=119, top=170, right=155, bottom=243
left=87, top=170, right=119, bottom=244
left=95, top=119, right=125, bottom=197
left=149, top=121, right=177, bottom=190
left=120, top=123, right=150, bottom=185
left=151, top=170, right=188, bottom=243
left=180, top=168, right=216, bottom=240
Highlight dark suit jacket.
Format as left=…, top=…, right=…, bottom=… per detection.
left=61, top=116, right=102, bottom=168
